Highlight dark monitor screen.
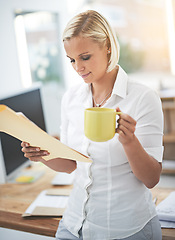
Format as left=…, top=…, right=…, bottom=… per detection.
left=0, top=86, right=46, bottom=179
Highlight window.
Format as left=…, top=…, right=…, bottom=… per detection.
left=14, top=11, right=64, bottom=87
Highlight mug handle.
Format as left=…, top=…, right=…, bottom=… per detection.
left=116, top=111, right=122, bottom=115
left=115, top=111, right=122, bottom=133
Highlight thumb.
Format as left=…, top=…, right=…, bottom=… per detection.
left=116, top=107, right=121, bottom=113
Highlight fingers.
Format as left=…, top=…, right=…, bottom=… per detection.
left=21, top=141, right=49, bottom=162
left=116, top=107, right=121, bottom=113
left=22, top=145, right=40, bottom=153
left=117, top=117, right=136, bottom=133
left=21, top=141, right=30, bottom=148
left=115, top=109, right=137, bottom=144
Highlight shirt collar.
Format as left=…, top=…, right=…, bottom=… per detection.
left=112, top=65, right=128, bottom=99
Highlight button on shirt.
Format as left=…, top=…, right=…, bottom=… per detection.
left=60, top=66, right=164, bottom=240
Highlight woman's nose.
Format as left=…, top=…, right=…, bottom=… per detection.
left=74, top=62, right=85, bottom=72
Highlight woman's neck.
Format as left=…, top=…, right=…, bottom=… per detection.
left=91, top=67, right=118, bottom=106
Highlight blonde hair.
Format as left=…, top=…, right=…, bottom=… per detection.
left=62, top=10, right=120, bottom=72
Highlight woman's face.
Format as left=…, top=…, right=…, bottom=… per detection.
left=64, top=35, right=109, bottom=84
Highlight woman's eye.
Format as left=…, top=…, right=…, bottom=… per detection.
left=82, top=55, right=91, bottom=61
left=70, top=59, right=75, bottom=63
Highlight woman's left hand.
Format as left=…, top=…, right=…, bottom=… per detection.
left=115, top=107, right=137, bottom=145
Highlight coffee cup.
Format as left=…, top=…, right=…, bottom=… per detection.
left=84, top=108, right=121, bottom=142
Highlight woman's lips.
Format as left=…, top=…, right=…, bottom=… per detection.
left=81, top=72, right=91, bottom=79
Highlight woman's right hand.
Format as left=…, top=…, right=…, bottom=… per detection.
left=21, top=142, right=50, bottom=162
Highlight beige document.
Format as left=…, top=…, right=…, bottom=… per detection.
left=30, top=206, right=65, bottom=216
left=46, top=188, right=72, bottom=196
left=0, top=105, right=91, bottom=163
left=22, top=190, right=68, bottom=217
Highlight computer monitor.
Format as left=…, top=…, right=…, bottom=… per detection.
left=0, top=84, right=46, bottom=183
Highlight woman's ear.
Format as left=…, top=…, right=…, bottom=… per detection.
left=106, top=37, right=111, bottom=51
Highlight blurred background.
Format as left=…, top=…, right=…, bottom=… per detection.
left=0, top=2, right=175, bottom=159
left=1, top=0, right=175, bottom=127
left=0, top=0, right=175, bottom=238
left=1, top=0, right=175, bottom=156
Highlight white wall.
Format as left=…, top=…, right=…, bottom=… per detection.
left=0, top=0, right=69, bottom=95
left=0, top=0, right=22, bottom=95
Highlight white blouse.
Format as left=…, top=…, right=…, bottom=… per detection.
left=60, top=66, right=164, bottom=240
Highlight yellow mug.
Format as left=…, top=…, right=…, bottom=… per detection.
left=84, top=108, right=121, bottom=142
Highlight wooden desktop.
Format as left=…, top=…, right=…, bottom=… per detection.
left=0, top=163, right=175, bottom=239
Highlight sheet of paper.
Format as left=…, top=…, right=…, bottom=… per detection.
left=31, top=206, right=65, bottom=216
left=0, top=105, right=91, bottom=163
left=24, top=190, right=69, bottom=217
left=46, top=188, right=72, bottom=196
left=156, top=191, right=175, bottom=222
left=159, top=220, right=175, bottom=229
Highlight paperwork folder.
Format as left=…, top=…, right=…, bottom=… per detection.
left=0, top=105, right=91, bottom=163
left=23, top=189, right=69, bottom=217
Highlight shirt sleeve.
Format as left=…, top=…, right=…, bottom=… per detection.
left=134, top=89, right=164, bottom=162
left=60, top=91, right=69, bottom=145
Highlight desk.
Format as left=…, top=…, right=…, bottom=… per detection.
left=0, top=164, right=175, bottom=239
left=0, top=163, right=62, bottom=237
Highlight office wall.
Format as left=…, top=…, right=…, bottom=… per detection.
left=0, top=0, right=22, bottom=96
left=0, top=0, right=69, bottom=95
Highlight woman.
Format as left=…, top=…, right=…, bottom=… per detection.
left=21, top=10, right=163, bottom=240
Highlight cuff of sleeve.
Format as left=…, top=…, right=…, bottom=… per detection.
left=144, top=146, right=164, bottom=162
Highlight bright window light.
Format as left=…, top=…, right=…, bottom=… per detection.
left=166, top=0, right=175, bottom=75
left=14, top=15, right=32, bottom=88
